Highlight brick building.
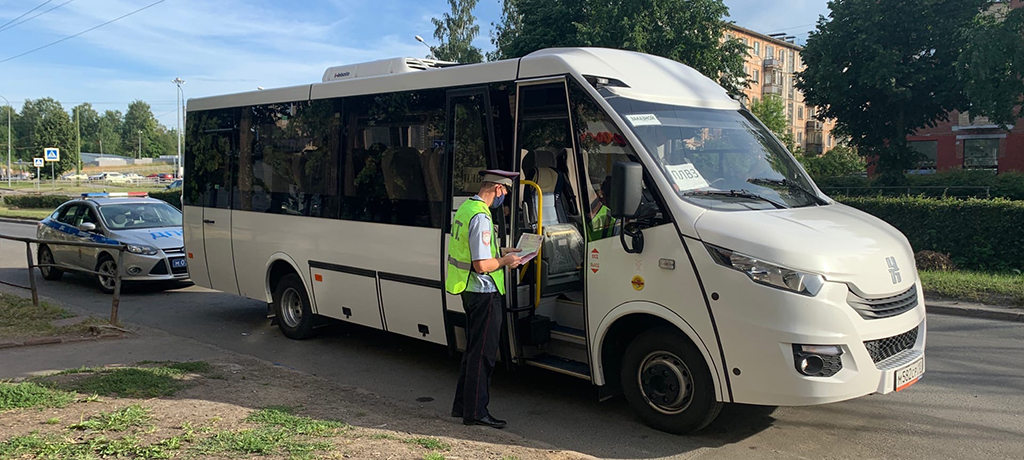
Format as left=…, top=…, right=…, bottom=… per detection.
left=726, top=24, right=837, bottom=155
left=906, top=0, right=1024, bottom=174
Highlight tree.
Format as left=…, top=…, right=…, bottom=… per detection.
left=796, top=145, right=865, bottom=179
left=797, top=0, right=988, bottom=183
left=430, top=0, right=484, bottom=63
left=122, top=100, right=159, bottom=157
left=958, top=5, right=1024, bottom=127
left=749, top=95, right=795, bottom=151
left=489, top=0, right=748, bottom=95
left=97, top=110, right=124, bottom=155
left=32, top=100, right=76, bottom=177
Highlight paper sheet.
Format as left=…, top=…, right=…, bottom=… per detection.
left=516, top=233, right=544, bottom=265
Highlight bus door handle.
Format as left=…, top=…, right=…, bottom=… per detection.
left=203, top=219, right=215, bottom=224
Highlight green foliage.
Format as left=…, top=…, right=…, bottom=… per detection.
left=798, top=145, right=865, bottom=179
left=244, top=407, right=345, bottom=437
left=407, top=437, right=450, bottom=450
left=148, top=190, right=182, bottom=209
left=816, top=170, right=1024, bottom=200
left=957, top=7, right=1024, bottom=127
left=122, top=100, right=162, bottom=158
left=920, top=270, right=1024, bottom=306
left=54, top=361, right=211, bottom=398
left=424, top=453, right=447, bottom=460
left=69, top=405, right=152, bottom=432
left=836, top=195, right=1024, bottom=272
left=749, top=95, right=793, bottom=150
left=2, top=194, right=68, bottom=209
left=0, top=382, right=75, bottom=411
left=0, top=292, right=90, bottom=340
left=490, top=0, right=747, bottom=94
left=97, top=110, right=125, bottom=155
left=430, top=0, right=484, bottom=63
left=798, top=0, right=988, bottom=178
left=31, top=98, right=77, bottom=177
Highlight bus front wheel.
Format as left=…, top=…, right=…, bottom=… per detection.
left=274, top=273, right=316, bottom=340
left=620, top=328, right=722, bottom=434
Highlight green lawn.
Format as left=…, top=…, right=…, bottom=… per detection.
left=920, top=270, right=1024, bottom=306
left=0, top=205, right=51, bottom=220
left=0, top=293, right=101, bottom=340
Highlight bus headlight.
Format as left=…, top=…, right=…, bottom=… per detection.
left=126, top=244, right=159, bottom=255
left=705, top=243, right=825, bottom=296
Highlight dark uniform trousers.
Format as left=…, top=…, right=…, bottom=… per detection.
left=452, top=290, right=504, bottom=421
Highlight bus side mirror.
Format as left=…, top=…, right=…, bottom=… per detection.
left=610, top=162, right=642, bottom=219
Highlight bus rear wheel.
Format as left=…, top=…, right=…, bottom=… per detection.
left=274, top=273, right=316, bottom=340
left=620, top=328, right=722, bottom=434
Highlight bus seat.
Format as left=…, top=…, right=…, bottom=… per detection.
left=521, top=149, right=584, bottom=296
left=382, top=147, right=427, bottom=200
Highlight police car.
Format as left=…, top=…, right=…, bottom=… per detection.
left=36, top=192, right=188, bottom=292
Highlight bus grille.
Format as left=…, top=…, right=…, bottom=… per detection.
left=848, top=286, right=918, bottom=320
left=864, top=326, right=919, bottom=363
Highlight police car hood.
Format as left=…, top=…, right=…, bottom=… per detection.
left=115, top=227, right=184, bottom=250
left=693, top=202, right=917, bottom=296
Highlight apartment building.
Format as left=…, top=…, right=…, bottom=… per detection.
left=726, top=24, right=836, bottom=155
left=906, top=0, right=1024, bottom=174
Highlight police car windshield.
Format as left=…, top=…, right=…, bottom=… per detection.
left=99, top=202, right=182, bottom=230
left=604, top=95, right=823, bottom=210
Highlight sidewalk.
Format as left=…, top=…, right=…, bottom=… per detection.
left=926, top=298, right=1023, bottom=322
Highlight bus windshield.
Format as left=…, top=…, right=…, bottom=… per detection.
left=604, top=96, right=823, bottom=210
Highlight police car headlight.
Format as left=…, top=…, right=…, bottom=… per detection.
left=705, top=243, right=824, bottom=296
left=126, top=244, right=159, bottom=255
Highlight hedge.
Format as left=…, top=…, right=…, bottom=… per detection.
left=816, top=170, right=1024, bottom=200
left=836, top=195, right=1024, bottom=272
left=148, top=191, right=181, bottom=209
left=2, top=195, right=69, bottom=210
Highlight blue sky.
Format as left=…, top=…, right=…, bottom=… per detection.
left=0, top=0, right=829, bottom=130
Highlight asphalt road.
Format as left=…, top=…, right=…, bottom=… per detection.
left=1, top=221, right=1022, bottom=459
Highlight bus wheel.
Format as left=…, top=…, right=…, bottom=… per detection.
left=620, top=328, right=722, bottom=434
left=274, top=273, right=316, bottom=340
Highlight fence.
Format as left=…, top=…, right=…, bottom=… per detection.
left=819, top=185, right=992, bottom=198
left=0, top=234, right=127, bottom=325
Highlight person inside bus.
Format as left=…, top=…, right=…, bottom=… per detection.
left=445, top=170, right=522, bottom=429
left=586, top=176, right=618, bottom=241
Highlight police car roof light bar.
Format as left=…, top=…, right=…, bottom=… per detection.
left=80, top=192, right=149, bottom=199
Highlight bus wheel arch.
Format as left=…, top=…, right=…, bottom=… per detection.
left=594, top=303, right=723, bottom=402
left=265, top=255, right=305, bottom=305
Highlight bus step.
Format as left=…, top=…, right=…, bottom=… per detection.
left=523, top=353, right=591, bottom=379
left=550, top=324, right=586, bottom=345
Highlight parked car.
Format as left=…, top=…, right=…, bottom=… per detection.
left=88, top=172, right=113, bottom=181
left=164, top=179, right=182, bottom=191
left=36, top=193, right=189, bottom=292
left=61, top=173, right=89, bottom=181
left=102, top=172, right=131, bottom=184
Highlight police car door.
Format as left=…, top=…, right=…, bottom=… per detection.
left=442, top=87, right=499, bottom=347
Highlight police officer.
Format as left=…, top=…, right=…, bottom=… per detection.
left=445, top=170, right=522, bottom=428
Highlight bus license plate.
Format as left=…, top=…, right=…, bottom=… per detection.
left=895, top=357, right=924, bottom=391
left=171, top=258, right=187, bottom=268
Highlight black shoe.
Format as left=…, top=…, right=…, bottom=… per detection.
left=451, top=408, right=462, bottom=418
left=463, top=415, right=506, bottom=428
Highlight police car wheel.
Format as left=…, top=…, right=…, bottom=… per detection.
left=95, top=255, right=117, bottom=294
left=620, top=328, right=722, bottom=434
left=38, top=245, right=63, bottom=281
left=274, top=273, right=315, bottom=340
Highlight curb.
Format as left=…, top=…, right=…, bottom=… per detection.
left=926, top=303, right=1024, bottom=322
left=0, top=332, right=125, bottom=350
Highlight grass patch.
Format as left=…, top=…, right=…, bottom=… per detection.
left=406, top=437, right=450, bottom=450
left=0, top=292, right=97, bottom=340
left=424, top=452, right=447, bottom=460
left=0, top=431, right=173, bottom=460
left=0, top=382, right=75, bottom=411
left=921, top=270, right=1024, bottom=306
left=191, top=407, right=342, bottom=458
left=245, top=406, right=345, bottom=437
left=69, top=405, right=152, bottom=432
left=50, top=361, right=211, bottom=398
left=0, top=205, right=52, bottom=220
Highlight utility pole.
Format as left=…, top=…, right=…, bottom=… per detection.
left=1, top=94, right=10, bottom=187
left=75, top=107, right=81, bottom=175
left=138, top=130, right=142, bottom=159
left=172, top=78, right=185, bottom=177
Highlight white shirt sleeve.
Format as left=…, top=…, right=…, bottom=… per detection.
left=467, top=213, right=493, bottom=262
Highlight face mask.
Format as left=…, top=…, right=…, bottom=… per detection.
left=490, top=193, right=505, bottom=209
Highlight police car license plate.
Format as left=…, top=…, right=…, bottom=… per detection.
left=171, top=258, right=187, bottom=268
left=895, top=356, right=924, bottom=391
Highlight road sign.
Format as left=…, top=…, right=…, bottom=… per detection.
left=33, top=158, right=44, bottom=168
left=44, top=148, right=59, bottom=162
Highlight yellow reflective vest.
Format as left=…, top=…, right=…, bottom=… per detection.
left=445, top=198, right=505, bottom=295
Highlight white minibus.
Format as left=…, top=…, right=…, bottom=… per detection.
left=183, top=48, right=925, bottom=433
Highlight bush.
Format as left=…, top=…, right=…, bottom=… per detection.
left=148, top=191, right=181, bottom=209
left=816, top=170, right=1024, bottom=200
left=836, top=195, right=1024, bottom=272
left=2, top=195, right=69, bottom=209
left=798, top=146, right=866, bottom=179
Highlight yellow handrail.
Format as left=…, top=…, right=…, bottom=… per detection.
left=519, top=179, right=542, bottom=309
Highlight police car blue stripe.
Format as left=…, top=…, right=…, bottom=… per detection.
left=43, top=219, right=120, bottom=246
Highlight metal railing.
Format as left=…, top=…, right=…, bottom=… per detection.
left=819, top=185, right=992, bottom=198
left=0, top=234, right=127, bottom=325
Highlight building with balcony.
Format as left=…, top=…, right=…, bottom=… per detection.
left=726, top=24, right=838, bottom=154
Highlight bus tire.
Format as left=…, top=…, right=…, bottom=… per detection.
left=38, top=245, right=63, bottom=281
left=274, top=273, right=316, bottom=340
left=620, top=328, right=722, bottom=434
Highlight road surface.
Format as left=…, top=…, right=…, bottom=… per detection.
left=0, top=221, right=1021, bottom=459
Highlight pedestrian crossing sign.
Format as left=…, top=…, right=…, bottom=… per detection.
left=33, top=158, right=44, bottom=168
left=44, top=148, right=59, bottom=162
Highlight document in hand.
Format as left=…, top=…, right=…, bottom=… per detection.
left=516, top=233, right=544, bottom=265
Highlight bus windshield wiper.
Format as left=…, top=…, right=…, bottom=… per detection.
left=747, top=178, right=824, bottom=205
left=681, top=189, right=788, bottom=209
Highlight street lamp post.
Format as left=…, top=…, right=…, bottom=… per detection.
left=172, top=78, right=185, bottom=177
left=138, top=130, right=142, bottom=159
left=414, top=35, right=435, bottom=60
left=0, top=94, right=10, bottom=187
